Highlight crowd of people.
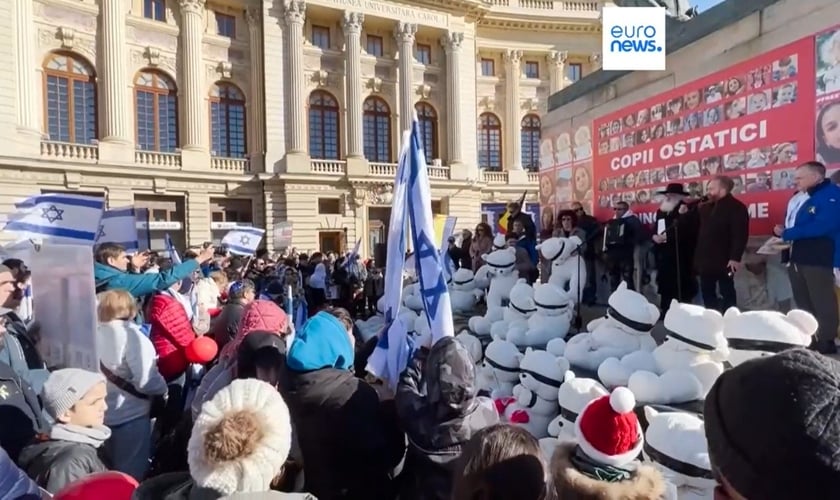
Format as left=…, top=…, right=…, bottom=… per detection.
left=0, top=161, right=838, bottom=500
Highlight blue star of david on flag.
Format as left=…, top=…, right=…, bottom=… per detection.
left=240, top=235, right=250, bottom=246
left=41, top=205, right=64, bottom=223
left=97, top=225, right=106, bottom=240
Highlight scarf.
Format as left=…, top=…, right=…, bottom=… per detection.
left=785, top=191, right=809, bottom=228
left=50, top=423, right=111, bottom=448
left=569, top=446, right=634, bottom=483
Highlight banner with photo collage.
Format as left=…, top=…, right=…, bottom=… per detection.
left=591, top=36, right=815, bottom=235
left=538, top=122, right=595, bottom=222
left=815, top=25, right=840, bottom=175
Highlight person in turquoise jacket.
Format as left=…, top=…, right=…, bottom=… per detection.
left=93, top=242, right=215, bottom=299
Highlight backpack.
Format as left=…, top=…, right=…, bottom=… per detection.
left=603, top=218, right=630, bottom=250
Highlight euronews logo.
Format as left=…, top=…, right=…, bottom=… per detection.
left=602, top=6, right=667, bottom=71
left=609, top=25, right=663, bottom=53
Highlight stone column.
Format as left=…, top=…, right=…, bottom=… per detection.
left=504, top=49, right=523, bottom=170
left=100, top=0, right=130, bottom=143
left=342, top=12, right=364, bottom=158
left=180, top=0, right=207, bottom=151
left=283, top=0, right=307, bottom=154
left=13, top=0, right=38, bottom=135
left=394, top=22, right=417, bottom=134
left=246, top=7, right=266, bottom=170
left=547, top=50, right=568, bottom=94
left=441, top=32, right=464, bottom=165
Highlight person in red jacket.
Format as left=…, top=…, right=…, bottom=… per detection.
left=148, top=281, right=197, bottom=383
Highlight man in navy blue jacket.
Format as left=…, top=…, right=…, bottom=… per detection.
left=774, top=161, right=840, bottom=354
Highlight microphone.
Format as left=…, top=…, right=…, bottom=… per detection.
left=686, top=195, right=709, bottom=205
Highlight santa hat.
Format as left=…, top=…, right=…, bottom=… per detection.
left=574, top=387, right=643, bottom=467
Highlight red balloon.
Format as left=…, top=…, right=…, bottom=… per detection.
left=186, top=335, right=218, bottom=364
left=54, top=471, right=138, bottom=500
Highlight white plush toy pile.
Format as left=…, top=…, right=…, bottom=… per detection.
left=402, top=281, right=424, bottom=312
left=508, top=283, right=572, bottom=350
left=467, top=247, right=519, bottom=337
left=624, top=302, right=729, bottom=405
left=643, top=407, right=714, bottom=500
left=449, top=268, right=483, bottom=313
left=537, top=235, right=586, bottom=304
left=722, top=307, right=817, bottom=366
left=489, top=279, right=536, bottom=341
left=497, top=348, right=569, bottom=438
left=565, top=281, right=660, bottom=373
left=538, top=371, right=607, bottom=458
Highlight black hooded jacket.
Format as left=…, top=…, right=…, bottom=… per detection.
left=395, top=337, right=500, bottom=500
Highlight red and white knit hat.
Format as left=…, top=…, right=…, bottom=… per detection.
left=574, top=386, right=643, bottom=467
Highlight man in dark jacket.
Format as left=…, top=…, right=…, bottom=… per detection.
left=572, top=203, right=600, bottom=304
left=695, top=175, right=750, bottom=312
left=283, top=309, right=401, bottom=499
left=603, top=201, right=643, bottom=292
left=652, top=183, right=700, bottom=319
left=0, top=346, right=45, bottom=463
left=775, top=161, right=840, bottom=354
left=395, top=336, right=499, bottom=500
left=208, top=279, right=255, bottom=352
left=505, top=202, right=537, bottom=264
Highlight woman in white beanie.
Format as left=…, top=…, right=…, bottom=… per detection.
left=133, top=379, right=314, bottom=499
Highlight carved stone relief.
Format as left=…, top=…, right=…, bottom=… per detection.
left=39, top=27, right=95, bottom=59
left=128, top=28, right=178, bottom=52
left=37, top=3, right=98, bottom=32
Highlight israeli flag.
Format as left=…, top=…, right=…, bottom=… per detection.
left=165, top=233, right=181, bottom=264
left=367, top=119, right=455, bottom=388
left=222, top=226, right=266, bottom=256
left=96, top=206, right=139, bottom=251
left=3, top=193, right=104, bottom=245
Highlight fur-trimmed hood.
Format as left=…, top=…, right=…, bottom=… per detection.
left=550, top=442, right=667, bottom=500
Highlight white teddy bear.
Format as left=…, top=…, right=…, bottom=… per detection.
left=467, top=247, right=519, bottom=337
left=564, top=281, right=660, bottom=373
left=490, top=279, right=536, bottom=341
left=627, top=301, right=730, bottom=405
left=483, top=247, right=520, bottom=309
left=537, top=235, right=586, bottom=304
left=509, top=283, right=572, bottom=350
left=723, top=307, right=817, bottom=366
left=402, top=281, right=424, bottom=312
left=449, top=268, right=483, bottom=313
left=643, top=407, right=715, bottom=500
left=455, top=329, right=484, bottom=365
left=476, top=337, right=523, bottom=398
left=473, top=265, right=492, bottom=291
left=355, top=297, right=387, bottom=342
left=498, top=348, right=568, bottom=438
left=538, top=371, right=608, bottom=458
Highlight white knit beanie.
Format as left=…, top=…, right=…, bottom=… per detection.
left=188, top=379, right=292, bottom=495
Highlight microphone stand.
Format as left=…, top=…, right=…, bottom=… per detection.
left=571, top=242, right=584, bottom=333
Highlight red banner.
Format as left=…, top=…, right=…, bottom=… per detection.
left=592, top=37, right=816, bottom=235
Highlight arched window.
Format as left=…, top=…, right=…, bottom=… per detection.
left=478, top=113, right=502, bottom=170
left=43, top=52, right=97, bottom=144
left=308, top=90, right=340, bottom=160
left=135, top=71, right=178, bottom=152
left=363, top=97, right=391, bottom=162
left=520, top=114, right=541, bottom=170
left=415, top=102, right=438, bottom=161
left=210, top=82, right=246, bottom=158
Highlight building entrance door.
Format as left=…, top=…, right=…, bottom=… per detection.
left=318, top=231, right=343, bottom=254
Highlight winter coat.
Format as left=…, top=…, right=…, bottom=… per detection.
left=0, top=361, right=45, bottom=463
left=0, top=445, right=41, bottom=499
left=97, top=319, right=168, bottom=426
left=395, top=337, right=500, bottom=500
left=283, top=313, right=400, bottom=499
left=149, top=292, right=197, bottom=381
left=131, top=472, right=316, bottom=500
left=209, top=301, right=247, bottom=353
left=94, top=260, right=199, bottom=299
left=694, top=194, right=750, bottom=275
left=550, top=443, right=666, bottom=500
left=18, top=437, right=108, bottom=494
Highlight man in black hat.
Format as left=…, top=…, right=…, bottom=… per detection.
left=651, top=183, right=700, bottom=319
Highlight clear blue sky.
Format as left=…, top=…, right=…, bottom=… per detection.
left=693, top=0, right=727, bottom=13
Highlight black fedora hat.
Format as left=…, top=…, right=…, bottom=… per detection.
left=656, top=183, right=691, bottom=196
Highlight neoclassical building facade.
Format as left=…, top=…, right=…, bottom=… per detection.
left=0, top=0, right=601, bottom=254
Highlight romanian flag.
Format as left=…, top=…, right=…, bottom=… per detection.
left=496, top=191, right=527, bottom=235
